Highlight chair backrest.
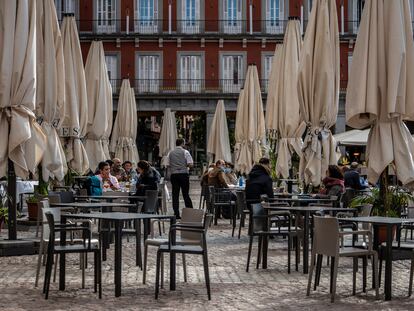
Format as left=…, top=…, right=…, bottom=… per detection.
left=143, top=190, right=159, bottom=213
left=58, top=191, right=74, bottom=203
left=213, top=187, right=232, bottom=203
left=359, top=204, right=373, bottom=217
left=45, top=212, right=56, bottom=249
left=40, top=200, right=61, bottom=241
left=250, top=203, right=267, bottom=234
left=312, top=216, right=339, bottom=257
left=79, top=188, right=88, bottom=196
left=180, top=208, right=205, bottom=241
left=340, top=188, right=357, bottom=209
left=236, top=191, right=247, bottom=214
left=47, top=193, right=61, bottom=204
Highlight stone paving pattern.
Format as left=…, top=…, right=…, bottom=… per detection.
left=1, top=182, right=414, bottom=310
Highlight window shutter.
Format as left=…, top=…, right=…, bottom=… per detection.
left=154, top=0, right=158, bottom=19
left=280, top=0, right=284, bottom=20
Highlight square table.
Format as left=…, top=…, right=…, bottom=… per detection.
left=60, top=212, right=176, bottom=297
left=263, top=205, right=357, bottom=274
left=340, top=216, right=414, bottom=300
left=269, top=197, right=338, bottom=206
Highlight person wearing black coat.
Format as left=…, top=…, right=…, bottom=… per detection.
left=344, top=162, right=366, bottom=190
left=135, top=160, right=160, bottom=196
left=245, top=158, right=274, bottom=204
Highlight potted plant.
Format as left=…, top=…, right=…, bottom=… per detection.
left=349, top=186, right=413, bottom=241
left=26, top=194, right=41, bottom=221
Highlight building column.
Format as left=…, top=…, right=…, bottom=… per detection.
left=336, top=98, right=346, bottom=134
left=206, top=111, right=215, bottom=162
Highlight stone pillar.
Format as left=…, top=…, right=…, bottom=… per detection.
left=335, top=98, right=346, bottom=134
left=206, top=111, right=215, bottom=162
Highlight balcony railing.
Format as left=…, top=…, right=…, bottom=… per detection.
left=64, top=18, right=414, bottom=36
left=76, top=19, right=287, bottom=35
left=109, top=79, right=122, bottom=93
left=107, top=79, right=269, bottom=95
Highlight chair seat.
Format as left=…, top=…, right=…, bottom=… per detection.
left=339, top=247, right=374, bottom=257
left=146, top=237, right=201, bottom=247
left=270, top=226, right=303, bottom=234
left=54, top=243, right=99, bottom=253
left=158, top=244, right=203, bottom=254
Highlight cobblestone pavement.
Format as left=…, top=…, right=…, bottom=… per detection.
left=1, top=182, right=414, bottom=310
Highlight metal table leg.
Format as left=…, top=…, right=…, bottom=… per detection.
left=303, top=211, right=310, bottom=274
left=135, top=219, right=142, bottom=268
left=114, top=220, right=122, bottom=297
left=59, top=215, right=67, bottom=290
left=170, top=216, right=177, bottom=291
left=384, top=224, right=394, bottom=301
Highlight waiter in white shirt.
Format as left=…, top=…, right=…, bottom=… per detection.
left=166, top=138, right=193, bottom=219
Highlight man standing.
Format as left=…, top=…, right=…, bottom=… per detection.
left=167, top=138, right=193, bottom=219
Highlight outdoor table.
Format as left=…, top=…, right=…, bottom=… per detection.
left=262, top=205, right=357, bottom=274
left=50, top=202, right=137, bottom=212
left=268, top=197, right=338, bottom=206
left=340, top=216, right=414, bottom=301
left=75, top=194, right=161, bottom=200
left=60, top=212, right=176, bottom=297
left=50, top=202, right=139, bottom=261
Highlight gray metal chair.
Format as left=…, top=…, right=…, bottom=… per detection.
left=307, top=216, right=379, bottom=302
left=246, top=203, right=301, bottom=274
left=43, top=211, right=101, bottom=299
left=143, top=208, right=205, bottom=286
left=155, top=214, right=213, bottom=300
left=235, top=191, right=249, bottom=239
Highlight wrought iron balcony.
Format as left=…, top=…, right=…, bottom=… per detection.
left=108, top=79, right=269, bottom=95
left=76, top=19, right=289, bottom=35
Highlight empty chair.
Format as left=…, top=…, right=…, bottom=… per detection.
left=210, top=187, right=236, bottom=225
left=246, top=203, right=301, bottom=274
left=35, top=200, right=98, bottom=289
left=403, top=207, right=414, bottom=241
left=58, top=191, right=74, bottom=203
left=155, top=214, right=213, bottom=300
left=307, top=216, right=379, bottom=302
left=235, top=191, right=250, bottom=239
left=42, top=211, right=101, bottom=299
left=143, top=208, right=205, bottom=285
left=377, top=240, right=414, bottom=296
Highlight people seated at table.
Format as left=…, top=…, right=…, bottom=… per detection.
left=111, top=158, right=126, bottom=181
left=223, top=162, right=237, bottom=185
left=135, top=160, right=161, bottom=196
left=200, top=164, right=215, bottom=187
left=245, top=157, right=274, bottom=204
left=317, top=165, right=345, bottom=197
left=122, top=160, right=138, bottom=182
left=344, top=162, right=366, bottom=190
left=207, top=160, right=229, bottom=188
left=96, top=161, right=120, bottom=192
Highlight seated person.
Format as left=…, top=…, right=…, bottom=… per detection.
left=223, top=162, right=237, bottom=185
left=245, top=157, right=274, bottom=204
left=122, top=160, right=138, bottom=182
left=201, top=164, right=215, bottom=187
left=208, top=160, right=228, bottom=188
left=135, top=160, right=161, bottom=196
left=344, top=162, right=366, bottom=190
left=96, top=161, right=120, bottom=192
left=111, top=158, right=126, bottom=181
left=317, top=165, right=345, bottom=198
